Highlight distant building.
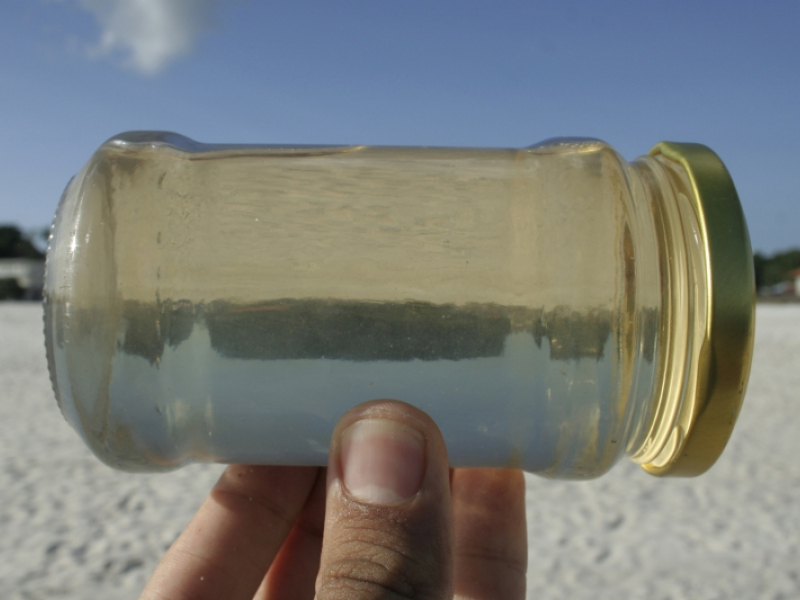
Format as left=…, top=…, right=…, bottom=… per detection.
left=0, top=258, right=45, bottom=299
left=791, top=268, right=800, bottom=298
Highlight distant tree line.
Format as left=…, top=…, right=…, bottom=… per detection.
left=0, top=224, right=46, bottom=259
left=0, top=225, right=46, bottom=300
left=754, top=249, right=800, bottom=292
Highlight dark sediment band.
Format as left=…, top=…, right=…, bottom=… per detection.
left=117, top=299, right=634, bottom=364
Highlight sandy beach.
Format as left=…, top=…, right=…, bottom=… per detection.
left=1, top=302, right=798, bottom=599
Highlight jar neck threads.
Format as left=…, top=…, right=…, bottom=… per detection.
left=626, top=153, right=709, bottom=470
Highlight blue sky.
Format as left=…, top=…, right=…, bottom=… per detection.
left=1, top=1, right=798, bottom=253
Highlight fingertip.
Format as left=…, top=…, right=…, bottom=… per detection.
left=317, top=399, right=455, bottom=599
left=330, top=399, right=451, bottom=507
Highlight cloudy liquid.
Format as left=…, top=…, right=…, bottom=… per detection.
left=46, top=134, right=662, bottom=475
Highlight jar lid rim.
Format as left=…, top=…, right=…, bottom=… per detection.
left=642, top=142, right=755, bottom=477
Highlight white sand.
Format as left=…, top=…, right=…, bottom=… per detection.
left=1, top=303, right=798, bottom=599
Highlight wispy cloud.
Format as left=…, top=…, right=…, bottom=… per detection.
left=78, top=0, right=223, bottom=75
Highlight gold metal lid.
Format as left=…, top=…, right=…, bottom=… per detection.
left=642, top=142, right=755, bottom=476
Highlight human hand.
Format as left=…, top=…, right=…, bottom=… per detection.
left=140, top=400, right=527, bottom=599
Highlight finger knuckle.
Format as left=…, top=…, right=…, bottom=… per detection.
left=316, top=532, right=447, bottom=600
left=316, top=555, right=417, bottom=600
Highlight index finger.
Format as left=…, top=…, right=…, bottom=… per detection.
left=452, top=468, right=528, bottom=600
left=141, top=465, right=320, bottom=600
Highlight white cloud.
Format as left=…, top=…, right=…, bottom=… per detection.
left=78, top=0, right=222, bottom=75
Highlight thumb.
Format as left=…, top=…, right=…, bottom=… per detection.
left=316, top=400, right=454, bottom=600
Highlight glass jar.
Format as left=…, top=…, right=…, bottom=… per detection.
left=44, top=132, right=755, bottom=477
